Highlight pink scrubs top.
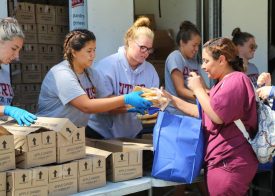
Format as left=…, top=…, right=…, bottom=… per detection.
left=203, top=72, right=258, bottom=195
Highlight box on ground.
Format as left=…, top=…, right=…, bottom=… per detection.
left=86, top=138, right=143, bottom=182
left=34, top=117, right=86, bottom=163
left=0, top=127, right=16, bottom=172
left=48, top=161, right=77, bottom=196
left=1, top=121, right=56, bottom=169
left=77, top=146, right=106, bottom=192
left=7, top=167, right=48, bottom=196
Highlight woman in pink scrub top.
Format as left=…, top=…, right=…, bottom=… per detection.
left=165, top=37, right=258, bottom=195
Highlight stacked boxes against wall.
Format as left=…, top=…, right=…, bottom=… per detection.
left=9, top=1, right=69, bottom=113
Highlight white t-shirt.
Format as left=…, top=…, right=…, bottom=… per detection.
left=164, top=50, right=201, bottom=115
left=37, top=60, right=98, bottom=127
left=88, top=46, right=160, bottom=139
left=0, top=64, right=13, bottom=105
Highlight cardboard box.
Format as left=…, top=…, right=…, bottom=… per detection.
left=1, top=122, right=56, bottom=169
left=15, top=2, right=35, bottom=24
left=0, top=172, right=6, bottom=195
left=148, top=59, right=165, bottom=86
left=37, top=24, right=58, bottom=44
left=76, top=147, right=106, bottom=192
left=36, top=4, right=56, bottom=25
left=150, top=29, right=176, bottom=60
left=22, top=64, right=42, bottom=83
left=19, top=44, right=38, bottom=63
left=38, top=44, right=61, bottom=64
left=48, top=161, right=77, bottom=196
left=55, top=6, right=69, bottom=25
left=7, top=167, right=48, bottom=196
left=41, top=64, right=54, bottom=78
left=34, top=117, right=86, bottom=163
left=20, top=84, right=40, bottom=104
left=20, top=23, right=37, bottom=44
left=86, top=139, right=143, bottom=182
left=0, top=128, right=15, bottom=172
left=116, top=138, right=154, bottom=172
left=10, top=63, right=22, bottom=84
left=56, top=25, right=69, bottom=44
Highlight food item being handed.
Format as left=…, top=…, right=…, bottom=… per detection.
left=137, top=111, right=158, bottom=124
left=133, top=86, right=169, bottom=110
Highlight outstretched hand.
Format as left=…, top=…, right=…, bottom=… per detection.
left=4, top=106, right=37, bottom=126
left=124, top=91, right=152, bottom=109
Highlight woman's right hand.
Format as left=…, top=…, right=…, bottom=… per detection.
left=257, top=72, right=271, bottom=87
left=187, top=72, right=204, bottom=93
left=124, top=91, right=152, bottom=109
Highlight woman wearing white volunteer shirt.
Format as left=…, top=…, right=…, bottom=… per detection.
left=232, top=27, right=259, bottom=87
left=0, top=17, right=37, bottom=126
left=37, top=29, right=152, bottom=128
left=86, top=16, right=159, bottom=139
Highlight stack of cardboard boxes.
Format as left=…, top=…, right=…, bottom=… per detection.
left=10, top=2, right=69, bottom=113
left=0, top=117, right=109, bottom=195
left=0, top=117, right=154, bottom=195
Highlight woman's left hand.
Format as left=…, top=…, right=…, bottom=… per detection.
left=187, top=72, right=204, bottom=92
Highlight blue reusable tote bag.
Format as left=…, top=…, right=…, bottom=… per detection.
left=151, top=109, right=204, bottom=183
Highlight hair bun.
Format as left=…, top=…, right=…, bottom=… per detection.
left=231, top=27, right=241, bottom=37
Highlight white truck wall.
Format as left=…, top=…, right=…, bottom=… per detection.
left=135, top=0, right=197, bottom=37
left=87, top=0, right=134, bottom=63
left=222, top=0, right=268, bottom=73
left=0, top=0, right=8, bottom=18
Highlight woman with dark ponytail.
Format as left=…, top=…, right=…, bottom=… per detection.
left=163, top=37, right=258, bottom=195
left=232, top=27, right=259, bottom=86
left=164, top=20, right=207, bottom=116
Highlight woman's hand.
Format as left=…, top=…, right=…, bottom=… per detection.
left=257, top=72, right=271, bottom=87
left=187, top=72, right=204, bottom=93
left=256, top=86, right=274, bottom=100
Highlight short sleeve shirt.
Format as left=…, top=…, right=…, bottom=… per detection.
left=0, top=64, right=13, bottom=105
left=203, top=72, right=257, bottom=167
left=164, top=50, right=201, bottom=115
left=37, top=60, right=97, bottom=127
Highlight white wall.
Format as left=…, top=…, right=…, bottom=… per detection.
left=87, top=0, right=134, bottom=62
left=0, top=0, right=8, bottom=18
left=135, top=0, right=197, bottom=37
left=222, top=0, right=268, bottom=73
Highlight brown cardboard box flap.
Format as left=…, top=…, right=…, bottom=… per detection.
left=1, top=122, right=51, bottom=136
left=34, top=117, right=78, bottom=139
left=86, top=146, right=112, bottom=159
